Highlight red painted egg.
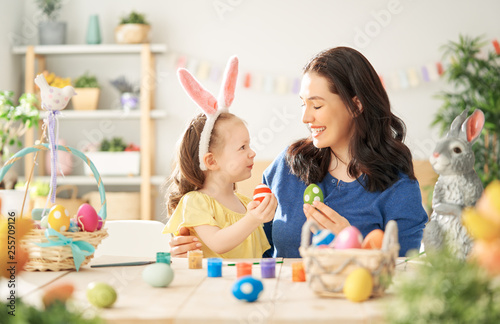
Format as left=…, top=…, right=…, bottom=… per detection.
left=253, top=183, right=272, bottom=203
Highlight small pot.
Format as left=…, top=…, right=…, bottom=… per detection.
left=114, top=24, right=151, bottom=44
left=120, top=92, right=139, bottom=110
left=72, top=88, right=100, bottom=110
left=38, top=21, right=67, bottom=45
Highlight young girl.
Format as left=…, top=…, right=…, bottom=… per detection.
left=162, top=57, right=277, bottom=258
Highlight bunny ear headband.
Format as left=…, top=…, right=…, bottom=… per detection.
left=177, top=56, right=239, bottom=170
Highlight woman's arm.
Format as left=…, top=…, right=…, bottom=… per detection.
left=303, top=201, right=351, bottom=234
left=194, top=194, right=277, bottom=254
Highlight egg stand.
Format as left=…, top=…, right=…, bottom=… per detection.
left=0, top=143, right=108, bottom=271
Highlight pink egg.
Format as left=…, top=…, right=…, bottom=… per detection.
left=76, top=203, right=99, bottom=232
left=96, top=216, right=103, bottom=230
left=332, top=226, right=363, bottom=249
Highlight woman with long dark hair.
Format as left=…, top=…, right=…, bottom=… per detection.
left=170, top=47, right=427, bottom=257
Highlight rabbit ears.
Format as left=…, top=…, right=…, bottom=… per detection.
left=177, top=56, right=239, bottom=170
left=177, top=56, right=239, bottom=115
left=448, top=108, right=485, bottom=144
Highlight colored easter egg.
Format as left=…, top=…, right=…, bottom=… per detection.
left=142, top=263, right=175, bottom=287
left=40, top=215, right=49, bottom=229
left=232, top=276, right=264, bottom=302
left=303, top=184, right=323, bottom=205
left=361, top=229, right=384, bottom=249
left=86, top=282, right=117, bottom=308
left=471, top=238, right=500, bottom=276
left=96, top=216, right=103, bottom=230
left=253, top=183, right=272, bottom=203
left=68, top=219, right=80, bottom=232
left=312, top=229, right=335, bottom=246
left=42, top=283, right=75, bottom=307
left=333, top=226, right=363, bottom=249
left=48, top=205, right=70, bottom=232
left=343, top=268, right=373, bottom=302
left=77, top=203, right=99, bottom=232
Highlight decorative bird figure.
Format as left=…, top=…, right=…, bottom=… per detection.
left=34, top=73, right=76, bottom=204
left=35, top=74, right=76, bottom=111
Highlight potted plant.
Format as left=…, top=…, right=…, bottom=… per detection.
left=110, top=76, right=140, bottom=110
left=115, top=11, right=151, bottom=44
left=35, top=0, right=66, bottom=45
left=72, top=72, right=100, bottom=110
left=84, top=137, right=140, bottom=176
left=432, top=35, right=500, bottom=187
left=0, top=91, right=39, bottom=189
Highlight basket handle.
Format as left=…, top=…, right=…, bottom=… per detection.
left=0, top=144, right=107, bottom=221
left=55, top=184, right=78, bottom=199
left=382, top=220, right=398, bottom=252
left=300, top=220, right=321, bottom=249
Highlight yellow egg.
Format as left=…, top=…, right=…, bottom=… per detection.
left=462, top=207, right=500, bottom=241
left=48, top=205, right=70, bottom=232
left=343, top=267, right=373, bottom=302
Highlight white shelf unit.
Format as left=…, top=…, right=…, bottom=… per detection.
left=14, top=44, right=167, bottom=220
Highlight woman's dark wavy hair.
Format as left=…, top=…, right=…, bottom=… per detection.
left=286, top=47, right=415, bottom=191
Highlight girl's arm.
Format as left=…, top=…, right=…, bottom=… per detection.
left=193, top=194, right=277, bottom=254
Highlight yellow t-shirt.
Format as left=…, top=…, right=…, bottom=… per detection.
left=162, top=191, right=270, bottom=258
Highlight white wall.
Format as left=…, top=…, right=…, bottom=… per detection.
left=4, top=0, right=500, bottom=210
left=0, top=1, right=24, bottom=92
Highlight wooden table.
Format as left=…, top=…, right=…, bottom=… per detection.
left=2, top=256, right=418, bottom=323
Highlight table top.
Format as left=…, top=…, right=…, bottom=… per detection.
left=2, top=256, right=420, bottom=324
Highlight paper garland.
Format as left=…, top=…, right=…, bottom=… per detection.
left=170, top=38, right=499, bottom=95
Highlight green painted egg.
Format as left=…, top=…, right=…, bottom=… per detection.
left=303, top=184, right=324, bottom=205
left=86, top=282, right=117, bottom=308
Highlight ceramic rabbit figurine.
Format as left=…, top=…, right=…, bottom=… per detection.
left=423, top=108, right=485, bottom=259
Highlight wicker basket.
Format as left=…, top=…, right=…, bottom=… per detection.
left=299, top=220, right=399, bottom=298
left=0, top=144, right=108, bottom=271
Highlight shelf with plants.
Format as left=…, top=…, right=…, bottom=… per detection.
left=13, top=43, right=167, bottom=220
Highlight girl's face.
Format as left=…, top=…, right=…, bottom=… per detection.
left=300, top=72, right=355, bottom=152
left=212, top=118, right=256, bottom=183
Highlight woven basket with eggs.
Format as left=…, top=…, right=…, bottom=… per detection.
left=0, top=144, right=108, bottom=271
left=299, top=219, right=399, bottom=299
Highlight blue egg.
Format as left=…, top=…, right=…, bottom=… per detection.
left=68, top=219, right=80, bottom=232
left=312, top=229, right=335, bottom=246
left=232, top=276, right=263, bottom=302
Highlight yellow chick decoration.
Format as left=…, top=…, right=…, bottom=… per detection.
left=462, top=180, right=500, bottom=275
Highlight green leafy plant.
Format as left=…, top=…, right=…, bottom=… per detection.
left=119, top=11, right=149, bottom=25
left=100, top=137, right=127, bottom=152
left=386, top=249, right=500, bottom=323
left=432, top=34, right=500, bottom=186
left=0, top=299, right=103, bottom=324
left=34, top=0, right=63, bottom=21
left=0, top=91, right=39, bottom=162
left=74, top=72, right=100, bottom=88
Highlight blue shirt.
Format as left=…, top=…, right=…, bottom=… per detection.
left=262, top=148, right=427, bottom=258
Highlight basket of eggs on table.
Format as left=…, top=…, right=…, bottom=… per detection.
left=0, top=144, right=108, bottom=272
left=299, top=184, right=400, bottom=302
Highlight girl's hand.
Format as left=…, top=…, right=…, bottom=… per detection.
left=169, top=226, right=203, bottom=257
left=247, top=193, right=277, bottom=224
left=303, top=201, right=350, bottom=234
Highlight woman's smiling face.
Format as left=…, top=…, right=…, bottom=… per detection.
left=300, top=72, right=355, bottom=152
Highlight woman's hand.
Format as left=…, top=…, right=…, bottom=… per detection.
left=247, top=194, right=277, bottom=224
left=303, top=201, right=350, bottom=234
left=169, top=226, right=202, bottom=257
